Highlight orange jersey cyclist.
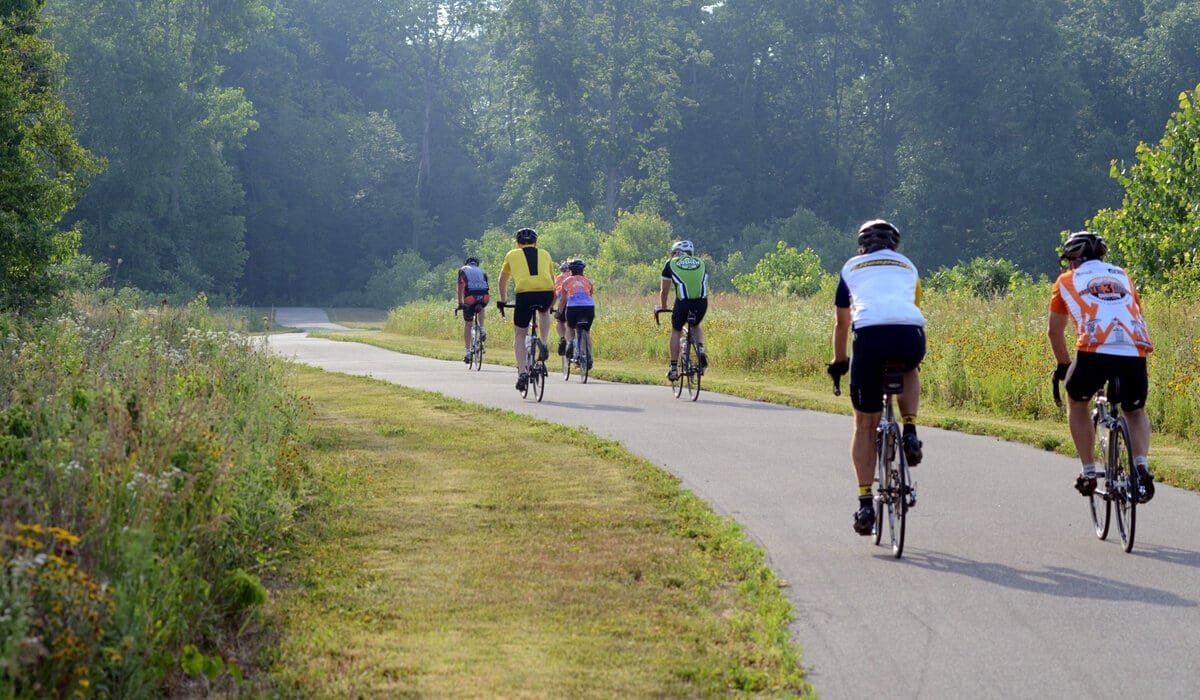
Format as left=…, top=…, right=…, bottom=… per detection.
left=553, top=260, right=572, bottom=356
left=457, top=255, right=489, bottom=364
left=555, top=258, right=596, bottom=366
left=658, top=240, right=709, bottom=381
left=497, top=227, right=556, bottom=392
left=1048, top=231, right=1155, bottom=503
left=827, top=220, right=926, bottom=537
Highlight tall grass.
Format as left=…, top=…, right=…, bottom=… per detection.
left=1, top=294, right=306, bottom=697
left=386, top=280, right=1200, bottom=439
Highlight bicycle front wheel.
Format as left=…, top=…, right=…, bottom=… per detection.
left=685, top=339, right=701, bottom=401
left=892, top=440, right=909, bottom=559
left=562, top=349, right=572, bottom=381
left=1089, top=412, right=1111, bottom=540
left=873, top=431, right=886, bottom=546
left=672, top=337, right=686, bottom=398
left=1111, top=418, right=1136, bottom=552
left=471, top=326, right=484, bottom=371
left=579, top=330, right=591, bottom=384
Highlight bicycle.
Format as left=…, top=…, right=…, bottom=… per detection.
left=455, top=302, right=486, bottom=371
left=1053, top=375, right=1138, bottom=552
left=654, top=308, right=704, bottom=401
left=833, top=364, right=915, bottom=558
left=561, top=317, right=593, bottom=384
left=497, top=302, right=548, bottom=402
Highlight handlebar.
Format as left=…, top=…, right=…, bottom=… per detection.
left=653, top=307, right=670, bottom=327
left=495, top=301, right=512, bottom=318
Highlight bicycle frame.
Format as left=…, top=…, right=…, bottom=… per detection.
left=654, top=308, right=702, bottom=400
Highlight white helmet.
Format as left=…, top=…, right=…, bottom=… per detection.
left=670, top=240, right=695, bottom=255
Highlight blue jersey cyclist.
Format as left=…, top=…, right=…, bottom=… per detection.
left=658, top=240, right=709, bottom=381
left=497, top=227, right=556, bottom=392
left=457, top=256, right=489, bottom=364
left=827, top=220, right=926, bottom=537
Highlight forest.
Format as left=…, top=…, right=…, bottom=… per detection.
left=9, top=0, right=1200, bottom=306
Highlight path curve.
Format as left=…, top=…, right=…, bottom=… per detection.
left=268, top=328, right=1200, bottom=699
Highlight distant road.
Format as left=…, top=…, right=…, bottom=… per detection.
left=273, top=307, right=352, bottom=332
left=268, top=316, right=1200, bottom=699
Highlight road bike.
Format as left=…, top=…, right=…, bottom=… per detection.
left=654, top=308, right=704, bottom=401
left=561, top=316, right=593, bottom=384
left=498, top=302, right=549, bottom=402
left=834, top=365, right=915, bottom=558
left=455, top=302, right=486, bottom=371
left=1053, top=375, right=1139, bottom=552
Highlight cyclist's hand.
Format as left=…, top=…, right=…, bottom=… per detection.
left=1053, top=362, right=1070, bottom=381
left=496, top=300, right=505, bottom=310
left=827, top=360, right=850, bottom=379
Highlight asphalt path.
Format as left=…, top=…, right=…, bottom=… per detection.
left=268, top=310, right=1200, bottom=699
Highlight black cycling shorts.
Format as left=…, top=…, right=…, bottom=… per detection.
left=513, top=290, right=554, bottom=329
left=1065, top=351, right=1148, bottom=412
left=462, top=292, right=488, bottom=321
left=850, top=324, right=926, bottom=413
left=671, top=298, right=707, bottom=332
left=565, top=305, right=595, bottom=329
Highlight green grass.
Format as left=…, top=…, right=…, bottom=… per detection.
left=267, top=366, right=811, bottom=697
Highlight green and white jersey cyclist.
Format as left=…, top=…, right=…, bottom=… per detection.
left=658, top=240, right=709, bottom=381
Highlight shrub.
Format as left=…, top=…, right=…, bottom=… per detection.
left=731, top=242, right=823, bottom=297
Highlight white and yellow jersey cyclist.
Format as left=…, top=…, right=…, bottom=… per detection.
left=827, top=219, right=926, bottom=537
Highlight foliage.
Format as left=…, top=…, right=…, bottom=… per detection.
left=0, top=296, right=305, bottom=696
left=731, top=242, right=823, bottom=298
left=592, top=212, right=676, bottom=294
left=1088, top=84, right=1200, bottom=290
left=0, top=1, right=101, bottom=313
left=926, top=257, right=1033, bottom=298
left=364, top=250, right=432, bottom=308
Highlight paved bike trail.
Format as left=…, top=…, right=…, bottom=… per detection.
left=268, top=325, right=1200, bottom=699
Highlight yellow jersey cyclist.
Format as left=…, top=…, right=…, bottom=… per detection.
left=1048, top=231, right=1155, bottom=502
left=827, top=220, right=926, bottom=536
left=457, top=255, right=489, bottom=364
left=556, top=259, right=596, bottom=367
left=497, top=227, right=556, bottom=392
left=553, top=259, right=572, bottom=356
left=657, top=240, right=709, bottom=381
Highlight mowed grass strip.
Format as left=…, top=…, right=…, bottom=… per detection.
left=269, top=366, right=811, bottom=697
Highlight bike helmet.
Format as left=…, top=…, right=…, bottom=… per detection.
left=515, top=227, right=538, bottom=244
left=568, top=259, right=586, bottom=273
left=670, top=240, right=695, bottom=255
left=464, top=255, right=480, bottom=266
left=857, top=219, right=901, bottom=252
left=559, top=259, right=570, bottom=272
left=1060, top=231, right=1107, bottom=263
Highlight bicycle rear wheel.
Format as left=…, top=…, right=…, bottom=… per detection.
left=532, top=361, right=546, bottom=402
left=672, top=335, right=686, bottom=398
left=685, top=337, right=701, bottom=401
left=873, top=431, right=885, bottom=546
left=892, top=441, right=909, bottom=559
left=1089, top=412, right=1111, bottom=539
left=471, top=324, right=484, bottom=371
left=579, top=329, right=591, bottom=384
left=1110, top=418, right=1136, bottom=552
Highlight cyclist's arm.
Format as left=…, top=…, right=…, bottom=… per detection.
left=1048, top=311, right=1072, bottom=366
left=497, top=270, right=511, bottom=304
left=457, top=272, right=466, bottom=305
left=658, top=278, right=670, bottom=309
left=833, top=306, right=851, bottom=362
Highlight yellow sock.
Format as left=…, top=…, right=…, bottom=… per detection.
left=858, top=484, right=872, bottom=497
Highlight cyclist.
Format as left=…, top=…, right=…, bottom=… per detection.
left=826, top=219, right=926, bottom=536
left=657, top=240, right=708, bottom=381
left=457, top=255, right=489, bottom=364
left=1048, top=231, right=1155, bottom=502
left=553, top=260, right=572, bottom=356
left=556, top=259, right=596, bottom=367
left=497, top=227, right=555, bottom=392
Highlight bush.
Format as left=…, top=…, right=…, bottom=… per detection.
left=731, top=242, right=823, bottom=297
left=926, top=257, right=1031, bottom=298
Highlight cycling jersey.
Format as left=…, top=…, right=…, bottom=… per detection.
left=554, top=270, right=571, bottom=295
left=458, top=265, right=488, bottom=294
left=1049, top=259, right=1152, bottom=358
left=662, top=255, right=708, bottom=300
left=835, top=249, right=924, bottom=328
left=501, top=245, right=555, bottom=293
left=560, top=275, right=595, bottom=307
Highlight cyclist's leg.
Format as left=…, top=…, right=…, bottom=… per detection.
left=893, top=326, right=926, bottom=465
left=849, top=334, right=885, bottom=533
left=686, top=299, right=708, bottom=365
left=1117, top=355, right=1153, bottom=500
left=1065, top=351, right=1107, bottom=491
left=513, top=294, right=535, bottom=381
left=536, top=305, right=552, bottom=361
left=563, top=306, right=576, bottom=357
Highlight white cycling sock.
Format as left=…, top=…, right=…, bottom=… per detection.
left=1081, top=462, right=1097, bottom=478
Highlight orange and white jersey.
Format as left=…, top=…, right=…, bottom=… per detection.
left=1049, top=260, right=1152, bottom=357
left=559, top=275, right=595, bottom=307
left=553, top=271, right=571, bottom=295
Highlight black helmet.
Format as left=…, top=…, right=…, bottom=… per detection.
left=464, top=255, right=480, bottom=266
left=568, top=259, right=586, bottom=273
left=516, top=227, right=538, bottom=244
left=857, top=219, right=901, bottom=252
left=1060, top=231, right=1107, bottom=263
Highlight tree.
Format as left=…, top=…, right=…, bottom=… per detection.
left=731, top=241, right=823, bottom=297
left=0, top=0, right=100, bottom=312
left=1088, top=84, right=1200, bottom=289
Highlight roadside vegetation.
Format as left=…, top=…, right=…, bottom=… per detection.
left=1, top=295, right=306, bottom=697
left=269, top=366, right=809, bottom=696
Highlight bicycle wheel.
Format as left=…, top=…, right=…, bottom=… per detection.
left=579, top=329, right=591, bottom=384
left=471, top=325, right=484, bottom=371
left=1110, top=418, right=1136, bottom=552
left=672, top=335, right=686, bottom=398
left=1089, top=412, right=1111, bottom=539
left=532, top=361, right=546, bottom=402
left=562, top=345, right=572, bottom=380
left=685, top=337, right=701, bottom=401
left=873, top=431, right=886, bottom=546
left=892, top=431, right=909, bottom=559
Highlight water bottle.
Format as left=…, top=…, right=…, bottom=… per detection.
left=524, top=336, right=532, bottom=356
